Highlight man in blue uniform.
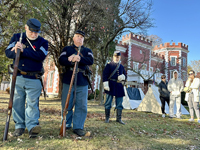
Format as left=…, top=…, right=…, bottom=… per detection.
left=59, top=30, right=93, bottom=136
left=5, top=18, right=48, bottom=138
left=103, top=51, right=126, bottom=125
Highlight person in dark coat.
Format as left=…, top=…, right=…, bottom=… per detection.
left=103, top=51, right=127, bottom=124
left=59, top=30, right=93, bottom=136
left=5, top=18, right=48, bottom=138
left=158, top=74, right=170, bottom=118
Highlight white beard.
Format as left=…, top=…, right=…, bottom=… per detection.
left=26, top=32, right=38, bottom=40
left=27, top=36, right=38, bottom=40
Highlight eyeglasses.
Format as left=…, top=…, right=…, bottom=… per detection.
left=161, top=77, right=166, bottom=79
left=189, top=73, right=194, bottom=75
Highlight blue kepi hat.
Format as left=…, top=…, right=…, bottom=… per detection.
left=113, top=51, right=121, bottom=56
left=27, top=18, right=41, bottom=33
left=75, top=30, right=85, bottom=37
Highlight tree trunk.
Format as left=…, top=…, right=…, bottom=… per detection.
left=98, top=66, right=105, bottom=105
left=57, top=64, right=63, bottom=98
left=99, top=78, right=104, bottom=105
left=58, top=73, right=63, bottom=98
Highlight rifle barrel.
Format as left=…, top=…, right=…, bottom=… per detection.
left=59, top=46, right=81, bottom=137
left=3, top=32, right=22, bottom=141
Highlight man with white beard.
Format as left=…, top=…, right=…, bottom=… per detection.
left=5, top=18, right=48, bottom=138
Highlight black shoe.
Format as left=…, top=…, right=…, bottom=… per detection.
left=116, top=109, right=125, bottom=125
left=73, top=129, right=85, bottom=136
left=66, top=126, right=72, bottom=130
left=116, top=119, right=125, bottom=125
left=29, top=125, right=41, bottom=138
left=12, top=128, right=25, bottom=137
left=105, top=109, right=110, bottom=123
left=105, top=117, right=109, bottom=123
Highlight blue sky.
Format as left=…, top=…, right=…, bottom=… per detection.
left=147, top=0, right=200, bottom=64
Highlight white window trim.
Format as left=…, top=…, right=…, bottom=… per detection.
left=150, top=67, right=153, bottom=72
left=48, top=71, right=54, bottom=88
left=182, top=70, right=187, bottom=81
left=169, top=70, right=174, bottom=79
left=182, top=57, right=186, bottom=67
left=155, top=68, right=160, bottom=77
left=133, top=61, right=139, bottom=71
left=170, top=56, right=177, bottom=66
left=141, top=63, right=147, bottom=70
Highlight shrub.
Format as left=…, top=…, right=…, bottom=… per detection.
left=88, top=93, right=94, bottom=100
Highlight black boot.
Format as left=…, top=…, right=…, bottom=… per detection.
left=105, top=109, right=110, bottom=123
left=116, top=109, right=125, bottom=125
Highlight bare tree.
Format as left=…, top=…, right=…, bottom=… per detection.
left=22, top=0, right=122, bottom=97
left=190, top=60, right=200, bottom=74
left=146, top=34, right=163, bottom=47
left=0, top=0, right=34, bottom=82
left=0, top=0, right=154, bottom=99
left=88, top=0, right=154, bottom=103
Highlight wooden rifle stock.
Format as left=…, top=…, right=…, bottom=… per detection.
left=3, top=32, right=22, bottom=141
left=59, top=46, right=81, bottom=137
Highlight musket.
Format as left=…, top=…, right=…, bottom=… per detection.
left=59, top=46, right=81, bottom=137
left=3, top=32, right=23, bottom=141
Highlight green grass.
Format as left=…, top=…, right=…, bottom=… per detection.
left=0, top=91, right=200, bottom=150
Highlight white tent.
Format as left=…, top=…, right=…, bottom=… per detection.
left=137, top=85, right=189, bottom=115
left=122, top=87, right=145, bottom=109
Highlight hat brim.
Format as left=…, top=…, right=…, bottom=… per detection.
left=29, top=29, right=41, bottom=33
left=75, top=33, right=84, bottom=37
left=113, top=53, right=121, bottom=56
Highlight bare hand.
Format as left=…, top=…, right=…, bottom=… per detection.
left=188, top=78, right=192, bottom=81
left=11, top=42, right=23, bottom=53
left=72, top=55, right=81, bottom=62
left=68, top=54, right=75, bottom=62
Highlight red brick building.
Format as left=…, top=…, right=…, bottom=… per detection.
left=153, top=42, right=189, bottom=84
left=43, top=56, right=59, bottom=97
left=116, top=33, right=164, bottom=86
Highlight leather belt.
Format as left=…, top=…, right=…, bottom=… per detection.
left=109, top=78, right=118, bottom=82
left=17, top=68, right=43, bottom=78
left=69, top=67, right=85, bottom=73
left=8, top=64, right=43, bottom=77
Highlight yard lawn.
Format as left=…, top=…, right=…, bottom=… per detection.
left=0, top=91, right=200, bottom=150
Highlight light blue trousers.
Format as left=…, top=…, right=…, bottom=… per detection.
left=61, top=83, right=88, bottom=129
left=11, top=75, right=42, bottom=131
left=104, top=94, right=123, bottom=110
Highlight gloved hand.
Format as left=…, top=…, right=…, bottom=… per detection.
left=118, top=74, right=125, bottom=81
left=103, top=81, right=110, bottom=91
